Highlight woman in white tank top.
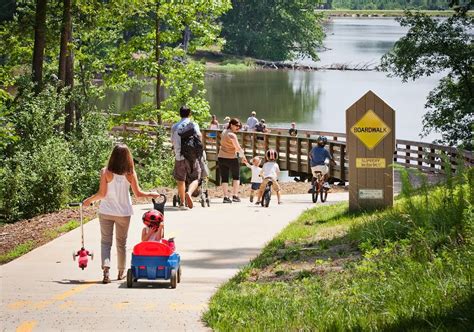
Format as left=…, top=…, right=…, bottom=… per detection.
left=83, top=144, right=161, bottom=284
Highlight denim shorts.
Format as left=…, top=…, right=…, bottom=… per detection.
left=251, top=182, right=261, bottom=190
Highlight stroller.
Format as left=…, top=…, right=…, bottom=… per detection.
left=172, top=152, right=211, bottom=208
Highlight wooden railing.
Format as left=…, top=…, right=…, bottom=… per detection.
left=111, top=123, right=473, bottom=180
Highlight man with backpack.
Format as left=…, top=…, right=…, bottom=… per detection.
left=171, top=106, right=203, bottom=209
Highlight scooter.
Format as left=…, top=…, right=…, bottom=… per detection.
left=69, top=202, right=93, bottom=269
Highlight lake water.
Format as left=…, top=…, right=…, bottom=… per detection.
left=103, top=18, right=442, bottom=142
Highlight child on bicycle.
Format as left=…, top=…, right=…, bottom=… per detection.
left=141, top=209, right=164, bottom=242
left=309, top=136, right=336, bottom=189
left=243, top=156, right=263, bottom=203
left=256, top=149, right=282, bottom=205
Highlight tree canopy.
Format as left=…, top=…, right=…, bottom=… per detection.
left=221, top=0, right=324, bottom=61
left=380, top=10, right=473, bottom=149
left=0, top=0, right=231, bottom=221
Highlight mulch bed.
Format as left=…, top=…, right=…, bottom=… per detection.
left=0, top=182, right=347, bottom=262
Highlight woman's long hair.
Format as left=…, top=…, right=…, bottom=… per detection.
left=107, top=144, right=134, bottom=175
left=227, top=118, right=242, bottom=130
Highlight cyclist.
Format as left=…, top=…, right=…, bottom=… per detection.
left=256, top=149, right=282, bottom=205
left=309, top=136, right=336, bottom=189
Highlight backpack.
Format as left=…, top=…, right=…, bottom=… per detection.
left=178, top=122, right=203, bottom=163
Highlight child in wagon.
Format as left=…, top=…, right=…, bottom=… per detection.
left=141, top=210, right=164, bottom=242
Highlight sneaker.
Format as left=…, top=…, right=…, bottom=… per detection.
left=323, top=182, right=331, bottom=189
left=185, top=192, right=193, bottom=209
left=232, top=196, right=241, bottom=202
left=255, top=201, right=261, bottom=205
left=223, top=197, right=232, bottom=203
left=102, top=268, right=110, bottom=284
left=178, top=204, right=188, bottom=210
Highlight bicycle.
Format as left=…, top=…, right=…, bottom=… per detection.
left=261, top=179, right=273, bottom=207
left=311, top=171, right=328, bottom=203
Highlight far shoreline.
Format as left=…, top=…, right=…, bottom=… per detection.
left=317, top=9, right=467, bottom=17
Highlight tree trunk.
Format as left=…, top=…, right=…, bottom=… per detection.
left=182, top=25, right=191, bottom=52
left=155, top=1, right=162, bottom=125
left=32, top=0, right=47, bottom=92
left=59, top=0, right=75, bottom=134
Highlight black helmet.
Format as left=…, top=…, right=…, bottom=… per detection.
left=317, top=136, right=327, bottom=146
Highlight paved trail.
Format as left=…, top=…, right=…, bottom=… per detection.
left=1, top=193, right=348, bottom=331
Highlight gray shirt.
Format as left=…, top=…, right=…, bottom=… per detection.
left=171, top=118, right=201, bottom=161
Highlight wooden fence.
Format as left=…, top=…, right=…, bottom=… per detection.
left=111, top=123, right=473, bottom=181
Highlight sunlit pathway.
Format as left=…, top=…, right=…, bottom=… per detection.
left=1, top=193, right=347, bottom=331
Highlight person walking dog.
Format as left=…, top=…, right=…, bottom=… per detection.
left=83, top=144, right=161, bottom=284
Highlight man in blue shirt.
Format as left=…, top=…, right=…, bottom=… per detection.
left=171, top=106, right=202, bottom=209
left=309, top=136, right=336, bottom=188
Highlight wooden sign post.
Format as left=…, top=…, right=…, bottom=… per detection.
left=346, top=90, right=395, bottom=211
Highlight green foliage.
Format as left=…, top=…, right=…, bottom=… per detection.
left=221, top=0, right=325, bottom=61
left=161, top=60, right=210, bottom=126
left=110, top=109, right=174, bottom=189
left=0, top=89, right=18, bottom=149
left=44, top=219, right=80, bottom=240
left=69, top=111, right=113, bottom=199
left=0, top=81, right=112, bottom=222
left=0, top=1, right=234, bottom=222
left=331, top=0, right=450, bottom=10
left=380, top=11, right=473, bottom=149
left=0, top=240, right=35, bottom=265
left=204, top=168, right=474, bottom=330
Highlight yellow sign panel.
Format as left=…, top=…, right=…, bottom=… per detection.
left=350, top=110, right=391, bottom=150
left=356, top=158, right=386, bottom=168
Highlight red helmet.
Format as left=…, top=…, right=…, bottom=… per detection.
left=266, top=149, right=278, bottom=160
left=142, top=209, right=164, bottom=228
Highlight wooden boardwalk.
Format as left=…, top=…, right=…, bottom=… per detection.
left=112, top=123, right=474, bottom=183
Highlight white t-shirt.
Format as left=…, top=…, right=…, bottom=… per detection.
left=250, top=165, right=263, bottom=183
left=261, top=161, right=280, bottom=180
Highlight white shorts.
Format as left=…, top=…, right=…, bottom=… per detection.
left=311, top=165, right=329, bottom=177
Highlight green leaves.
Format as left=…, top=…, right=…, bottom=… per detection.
left=221, top=0, right=324, bottom=61
left=380, top=11, right=473, bottom=149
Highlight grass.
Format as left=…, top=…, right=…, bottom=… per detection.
left=43, top=219, right=80, bottom=240
left=203, top=168, right=474, bottom=331
left=1, top=218, right=84, bottom=265
left=0, top=241, right=36, bottom=264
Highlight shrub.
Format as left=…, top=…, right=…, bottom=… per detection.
left=69, top=111, right=113, bottom=199
left=0, top=138, right=73, bottom=221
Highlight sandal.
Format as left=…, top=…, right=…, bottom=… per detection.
left=102, top=268, right=110, bottom=284
left=117, top=270, right=125, bottom=280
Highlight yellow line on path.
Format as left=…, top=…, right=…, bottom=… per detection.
left=16, top=320, right=37, bottom=332
left=53, top=284, right=94, bottom=301
left=7, top=300, right=31, bottom=310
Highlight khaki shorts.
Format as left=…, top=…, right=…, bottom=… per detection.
left=258, top=178, right=281, bottom=193
left=173, top=159, right=201, bottom=182
left=311, top=165, right=329, bottom=177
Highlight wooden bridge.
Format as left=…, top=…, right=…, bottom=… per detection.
left=112, top=123, right=473, bottom=184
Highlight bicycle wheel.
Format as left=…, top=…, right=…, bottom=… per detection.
left=264, top=189, right=271, bottom=207
left=311, top=179, right=318, bottom=203
left=320, top=187, right=328, bottom=202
